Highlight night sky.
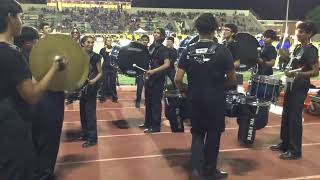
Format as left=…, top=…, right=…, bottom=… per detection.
left=132, top=0, right=320, bottom=20
left=19, top=0, right=47, bottom=4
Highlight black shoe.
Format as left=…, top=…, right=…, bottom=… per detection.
left=214, top=170, right=228, bottom=179
left=73, top=134, right=87, bottom=141
left=138, top=123, right=146, bottom=128
left=144, top=128, right=160, bottom=134
left=135, top=101, right=141, bottom=108
left=112, top=98, right=118, bottom=103
left=82, top=141, right=97, bottom=148
left=279, top=150, right=301, bottom=160
left=189, top=169, right=201, bottom=180
left=65, top=100, right=73, bottom=105
left=270, top=143, right=287, bottom=152
left=99, top=97, right=106, bottom=103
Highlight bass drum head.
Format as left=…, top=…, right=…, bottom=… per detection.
left=117, top=41, right=151, bottom=77
left=234, top=33, right=260, bottom=70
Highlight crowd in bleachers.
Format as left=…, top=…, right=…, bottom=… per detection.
left=22, top=6, right=264, bottom=34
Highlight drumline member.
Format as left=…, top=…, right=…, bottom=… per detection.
left=99, top=36, right=118, bottom=103
left=166, top=36, right=178, bottom=88
left=39, top=22, right=51, bottom=39
left=143, top=27, right=171, bottom=133
left=256, top=29, right=278, bottom=75
left=276, top=36, right=291, bottom=71
left=222, top=23, right=240, bottom=70
left=0, top=1, right=67, bottom=179
left=15, top=25, right=66, bottom=180
left=66, top=28, right=82, bottom=105
left=78, top=35, right=102, bottom=148
left=270, top=21, right=319, bottom=160
left=175, top=13, right=236, bottom=179
left=135, top=34, right=149, bottom=109
left=71, top=27, right=81, bottom=43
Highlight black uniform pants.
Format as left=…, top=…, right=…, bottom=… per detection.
left=280, top=79, right=309, bottom=155
left=135, top=75, right=144, bottom=103
left=145, top=78, right=165, bottom=131
left=191, top=130, right=222, bottom=173
left=32, top=91, right=65, bottom=180
left=0, top=98, right=34, bottom=180
left=167, top=68, right=176, bottom=88
left=80, top=85, right=98, bottom=142
left=102, top=68, right=118, bottom=100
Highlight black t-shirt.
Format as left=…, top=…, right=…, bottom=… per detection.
left=257, top=44, right=277, bottom=75
left=88, top=51, right=101, bottom=79
left=292, top=44, right=319, bottom=71
left=99, top=47, right=113, bottom=69
left=178, top=41, right=234, bottom=132
left=178, top=41, right=234, bottom=94
left=0, top=42, right=32, bottom=120
left=291, top=44, right=319, bottom=73
left=168, top=47, right=177, bottom=68
left=223, top=40, right=240, bottom=62
left=149, top=43, right=170, bottom=78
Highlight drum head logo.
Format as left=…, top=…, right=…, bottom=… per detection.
left=126, top=70, right=137, bottom=75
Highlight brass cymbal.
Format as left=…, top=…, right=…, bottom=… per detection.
left=29, top=34, right=89, bottom=91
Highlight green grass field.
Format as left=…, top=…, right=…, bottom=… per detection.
left=117, top=70, right=320, bottom=85
left=117, top=41, right=320, bottom=85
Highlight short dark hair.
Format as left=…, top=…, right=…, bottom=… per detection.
left=14, top=26, right=39, bottom=48
left=80, top=35, right=94, bottom=47
left=71, top=27, right=80, bottom=35
left=263, top=29, right=277, bottom=40
left=166, top=36, right=174, bottom=43
left=39, top=22, right=50, bottom=30
left=140, top=34, right=149, bottom=41
left=224, top=23, right=238, bottom=34
left=0, top=0, right=23, bottom=33
left=297, top=21, right=318, bottom=38
left=194, top=13, right=219, bottom=35
left=155, top=27, right=166, bottom=43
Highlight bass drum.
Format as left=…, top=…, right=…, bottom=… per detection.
left=177, top=35, right=199, bottom=58
left=117, top=41, right=151, bottom=77
left=237, top=96, right=270, bottom=145
left=234, top=33, right=260, bottom=70
left=164, top=90, right=190, bottom=133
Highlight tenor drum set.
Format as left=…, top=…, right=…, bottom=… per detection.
left=225, top=73, right=283, bottom=145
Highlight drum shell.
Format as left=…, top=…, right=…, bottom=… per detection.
left=250, top=75, right=282, bottom=103
left=237, top=100, right=270, bottom=131
left=225, top=91, right=245, bottom=117
left=164, top=92, right=190, bottom=132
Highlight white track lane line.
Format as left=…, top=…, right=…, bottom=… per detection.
left=278, top=175, right=320, bottom=180
left=57, top=142, right=320, bottom=166
left=95, top=122, right=320, bottom=138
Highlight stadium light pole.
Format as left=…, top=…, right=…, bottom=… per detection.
left=281, top=0, right=290, bottom=48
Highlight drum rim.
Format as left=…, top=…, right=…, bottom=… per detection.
left=252, top=75, right=282, bottom=85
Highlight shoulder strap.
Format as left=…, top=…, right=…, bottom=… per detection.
left=188, top=42, right=219, bottom=55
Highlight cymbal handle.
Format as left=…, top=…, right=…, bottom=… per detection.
left=54, top=56, right=66, bottom=71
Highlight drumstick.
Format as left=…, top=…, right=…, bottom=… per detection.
left=271, top=68, right=302, bottom=77
left=132, top=64, right=147, bottom=72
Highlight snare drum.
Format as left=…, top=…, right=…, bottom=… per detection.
left=225, top=91, right=245, bottom=117
left=164, top=90, right=190, bottom=132
left=250, top=75, right=282, bottom=103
